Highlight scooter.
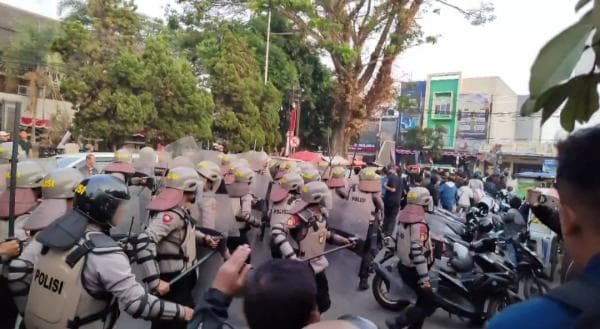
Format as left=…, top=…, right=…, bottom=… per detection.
left=372, top=233, right=519, bottom=324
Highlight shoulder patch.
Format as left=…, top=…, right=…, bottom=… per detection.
left=163, top=213, right=173, bottom=224
left=419, top=224, right=429, bottom=242
left=287, top=215, right=301, bottom=228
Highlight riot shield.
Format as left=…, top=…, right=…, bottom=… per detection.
left=112, top=185, right=150, bottom=234
left=164, top=136, right=201, bottom=158
left=328, top=186, right=372, bottom=238
left=196, top=150, right=224, bottom=165
left=214, top=194, right=235, bottom=237
left=252, top=173, right=272, bottom=199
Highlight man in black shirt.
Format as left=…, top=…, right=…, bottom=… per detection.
left=383, top=165, right=404, bottom=236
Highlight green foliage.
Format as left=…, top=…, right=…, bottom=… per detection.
left=522, top=3, right=600, bottom=131
left=403, top=126, right=447, bottom=158
left=198, top=30, right=281, bottom=152
left=1, top=23, right=59, bottom=76
left=54, top=0, right=212, bottom=148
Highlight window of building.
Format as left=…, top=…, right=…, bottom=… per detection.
left=432, top=92, right=453, bottom=119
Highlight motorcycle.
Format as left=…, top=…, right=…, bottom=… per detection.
left=372, top=231, right=519, bottom=324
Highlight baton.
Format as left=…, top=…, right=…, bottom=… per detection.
left=303, top=240, right=357, bottom=262
left=168, top=251, right=216, bottom=285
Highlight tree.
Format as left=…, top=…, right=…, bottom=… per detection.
left=403, top=125, right=447, bottom=159
left=1, top=23, right=60, bottom=143
left=52, top=0, right=151, bottom=148
left=198, top=30, right=281, bottom=152
left=54, top=0, right=212, bottom=148
left=521, top=0, right=600, bottom=131
left=176, top=0, right=493, bottom=155
left=142, top=37, right=213, bottom=144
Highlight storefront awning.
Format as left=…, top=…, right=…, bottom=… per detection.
left=20, top=117, right=50, bottom=128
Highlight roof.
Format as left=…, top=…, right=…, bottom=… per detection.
left=0, top=3, right=57, bottom=45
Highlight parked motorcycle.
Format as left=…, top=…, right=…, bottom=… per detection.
left=372, top=231, right=519, bottom=324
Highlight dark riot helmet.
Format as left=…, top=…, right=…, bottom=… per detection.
left=74, top=174, right=130, bottom=228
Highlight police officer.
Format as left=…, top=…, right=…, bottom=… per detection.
left=353, top=167, right=384, bottom=291
left=327, top=166, right=349, bottom=199
left=23, top=174, right=194, bottom=329
left=192, top=160, right=223, bottom=231
left=388, top=176, right=435, bottom=329
left=135, top=166, right=211, bottom=329
left=300, top=165, right=322, bottom=184
left=0, top=160, right=43, bottom=328
left=0, top=142, right=26, bottom=192
left=271, top=181, right=353, bottom=313
left=104, top=148, right=136, bottom=182
left=226, top=166, right=261, bottom=254
left=274, top=160, right=299, bottom=180
left=7, top=168, right=84, bottom=315
left=269, top=172, right=304, bottom=257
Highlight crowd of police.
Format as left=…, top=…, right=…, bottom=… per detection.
left=0, top=140, right=438, bottom=329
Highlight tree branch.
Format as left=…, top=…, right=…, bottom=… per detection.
left=357, top=8, right=395, bottom=88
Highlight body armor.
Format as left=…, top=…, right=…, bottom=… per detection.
left=154, top=209, right=197, bottom=274
left=396, top=221, right=433, bottom=283
left=291, top=208, right=329, bottom=274
left=24, top=231, right=120, bottom=329
left=270, top=194, right=300, bottom=227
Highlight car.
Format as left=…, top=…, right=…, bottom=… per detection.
left=54, top=152, right=115, bottom=172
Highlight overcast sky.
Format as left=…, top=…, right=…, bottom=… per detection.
left=0, top=0, right=585, bottom=94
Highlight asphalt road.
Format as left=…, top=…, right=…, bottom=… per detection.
left=115, top=230, right=476, bottom=329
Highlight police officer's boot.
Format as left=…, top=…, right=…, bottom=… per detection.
left=358, top=278, right=369, bottom=291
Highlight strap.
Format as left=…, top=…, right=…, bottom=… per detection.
left=546, top=279, right=600, bottom=329
left=66, top=240, right=95, bottom=268
left=67, top=298, right=118, bottom=329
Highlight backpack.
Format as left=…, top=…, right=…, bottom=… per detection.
left=546, top=279, right=600, bottom=329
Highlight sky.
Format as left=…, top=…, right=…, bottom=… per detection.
left=0, top=0, right=585, bottom=94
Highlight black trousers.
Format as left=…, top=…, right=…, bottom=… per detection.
left=383, top=203, right=400, bottom=236
left=151, top=272, right=197, bottom=329
left=397, top=265, right=437, bottom=329
left=227, top=229, right=251, bottom=263
left=315, top=271, right=331, bottom=313
left=0, top=276, right=18, bottom=329
left=358, top=222, right=379, bottom=280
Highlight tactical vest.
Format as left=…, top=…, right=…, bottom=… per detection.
left=349, top=185, right=376, bottom=223
left=155, top=208, right=196, bottom=275
left=230, top=197, right=250, bottom=232
left=292, top=208, right=329, bottom=273
left=396, top=222, right=433, bottom=268
left=24, top=231, right=120, bottom=329
left=270, top=194, right=299, bottom=227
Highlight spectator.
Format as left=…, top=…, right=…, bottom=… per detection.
left=426, top=174, right=440, bottom=207
left=484, top=174, right=498, bottom=196
left=488, top=126, right=600, bottom=329
left=81, top=153, right=98, bottom=177
left=18, top=129, right=31, bottom=157
left=439, top=176, right=458, bottom=212
left=0, top=131, right=9, bottom=142
left=382, top=166, right=404, bottom=236
left=457, top=183, right=474, bottom=213
left=422, top=169, right=432, bottom=186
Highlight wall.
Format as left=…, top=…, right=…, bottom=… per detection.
left=0, top=92, right=74, bottom=131
left=461, top=77, right=518, bottom=146
left=425, top=75, right=460, bottom=148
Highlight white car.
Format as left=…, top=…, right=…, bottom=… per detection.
left=54, top=152, right=115, bottom=172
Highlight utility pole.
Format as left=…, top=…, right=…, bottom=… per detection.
left=264, top=3, right=272, bottom=85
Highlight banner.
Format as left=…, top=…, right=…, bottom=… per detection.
left=456, top=93, right=490, bottom=140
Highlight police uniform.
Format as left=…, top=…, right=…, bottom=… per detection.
left=269, top=173, right=303, bottom=258
left=7, top=168, right=84, bottom=314
left=271, top=181, right=349, bottom=313
left=226, top=166, right=260, bottom=254
left=0, top=160, right=44, bottom=328
left=393, top=185, right=435, bottom=329
left=23, top=175, right=188, bottom=329
left=135, top=167, right=205, bottom=329
left=354, top=168, right=385, bottom=290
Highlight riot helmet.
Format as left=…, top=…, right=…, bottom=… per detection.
left=73, top=174, right=130, bottom=228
